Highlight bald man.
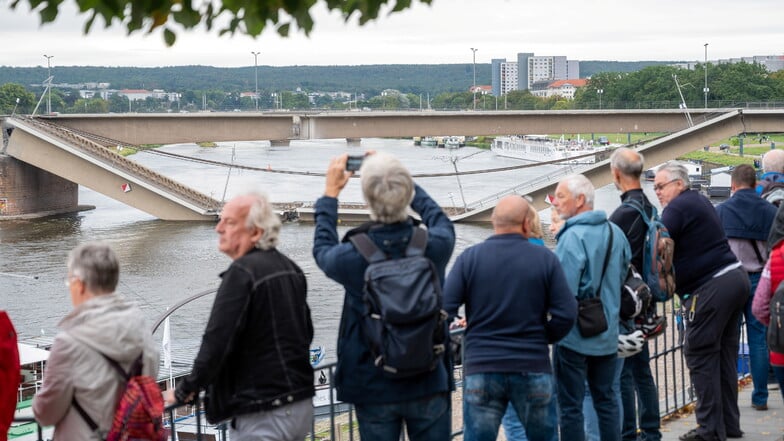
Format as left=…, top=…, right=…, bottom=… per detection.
left=443, top=195, right=577, bottom=441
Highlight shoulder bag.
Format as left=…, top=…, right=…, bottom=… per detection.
left=577, top=224, right=613, bottom=337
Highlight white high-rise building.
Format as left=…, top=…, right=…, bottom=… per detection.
left=491, top=52, right=580, bottom=96
left=500, top=62, right=519, bottom=95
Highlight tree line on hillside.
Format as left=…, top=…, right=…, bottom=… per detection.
left=0, top=61, right=660, bottom=97
left=1, top=62, right=782, bottom=115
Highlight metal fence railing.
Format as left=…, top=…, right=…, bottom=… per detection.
left=12, top=314, right=751, bottom=440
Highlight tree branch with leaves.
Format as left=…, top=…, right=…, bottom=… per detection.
left=9, top=0, right=433, bottom=46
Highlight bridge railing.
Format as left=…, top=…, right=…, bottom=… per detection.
left=8, top=116, right=221, bottom=213
left=464, top=162, right=592, bottom=211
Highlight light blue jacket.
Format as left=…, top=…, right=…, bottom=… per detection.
left=555, top=210, right=631, bottom=356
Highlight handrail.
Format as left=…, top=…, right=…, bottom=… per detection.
left=15, top=309, right=736, bottom=440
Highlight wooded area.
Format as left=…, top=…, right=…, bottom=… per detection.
left=1, top=61, right=782, bottom=114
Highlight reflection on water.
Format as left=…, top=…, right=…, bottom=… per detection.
left=0, top=138, right=637, bottom=363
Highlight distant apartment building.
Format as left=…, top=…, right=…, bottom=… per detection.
left=491, top=52, right=580, bottom=96
left=675, top=54, right=784, bottom=72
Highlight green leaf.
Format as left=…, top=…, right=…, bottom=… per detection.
left=163, top=27, right=176, bottom=45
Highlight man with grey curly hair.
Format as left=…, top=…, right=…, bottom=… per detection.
left=313, top=151, right=455, bottom=441
left=169, top=191, right=314, bottom=441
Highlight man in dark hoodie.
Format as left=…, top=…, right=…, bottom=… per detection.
left=716, top=164, right=778, bottom=411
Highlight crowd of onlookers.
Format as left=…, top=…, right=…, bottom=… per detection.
left=3, top=147, right=784, bottom=441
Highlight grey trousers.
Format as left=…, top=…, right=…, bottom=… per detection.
left=229, top=398, right=313, bottom=441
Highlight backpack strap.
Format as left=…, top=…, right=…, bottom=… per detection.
left=350, top=227, right=428, bottom=262
left=750, top=239, right=765, bottom=265
left=71, top=352, right=144, bottom=436
left=349, top=233, right=386, bottom=263
left=72, top=397, right=100, bottom=433
left=622, top=198, right=655, bottom=221
left=405, top=228, right=428, bottom=257
left=594, top=223, right=614, bottom=299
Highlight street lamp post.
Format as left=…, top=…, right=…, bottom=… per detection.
left=251, top=51, right=260, bottom=111
left=597, top=89, right=604, bottom=109
left=703, top=43, right=709, bottom=109
left=470, top=47, right=478, bottom=110
left=43, top=54, right=54, bottom=114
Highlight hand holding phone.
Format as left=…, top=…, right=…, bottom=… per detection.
left=346, top=155, right=364, bottom=172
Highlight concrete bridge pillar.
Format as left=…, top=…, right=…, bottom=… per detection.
left=0, top=155, right=79, bottom=218
left=270, top=140, right=290, bottom=147
left=346, top=138, right=362, bottom=147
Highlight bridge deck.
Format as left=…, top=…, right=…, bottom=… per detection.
left=3, top=116, right=222, bottom=221
left=4, top=108, right=784, bottom=222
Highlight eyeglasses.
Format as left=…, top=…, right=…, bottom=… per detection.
left=64, top=275, right=80, bottom=287
left=653, top=179, right=679, bottom=192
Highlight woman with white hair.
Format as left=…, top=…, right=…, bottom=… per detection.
left=313, top=151, right=456, bottom=441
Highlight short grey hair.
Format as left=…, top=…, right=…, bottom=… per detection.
left=657, top=161, right=691, bottom=187
left=360, top=152, right=414, bottom=224
left=562, top=174, right=595, bottom=208
left=762, top=149, right=784, bottom=174
left=244, top=191, right=281, bottom=250
left=67, top=242, right=119, bottom=295
left=610, top=147, right=645, bottom=178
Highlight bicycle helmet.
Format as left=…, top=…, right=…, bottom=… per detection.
left=636, top=314, right=667, bottom=339
left=618, top=330, right=645, bottom=358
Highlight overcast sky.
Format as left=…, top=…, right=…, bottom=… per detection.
left=2, top=0, right=782, bottom=68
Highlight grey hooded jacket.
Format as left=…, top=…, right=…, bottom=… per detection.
left=33, top=294, right=159, bottom=440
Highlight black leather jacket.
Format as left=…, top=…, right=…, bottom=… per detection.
left=176, top=247, right=314, bottom=423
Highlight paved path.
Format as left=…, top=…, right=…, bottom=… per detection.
left=661, top=383, right=784, bottom=441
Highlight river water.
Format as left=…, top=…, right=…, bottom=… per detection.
left=0, top=138, right=648, bottom=362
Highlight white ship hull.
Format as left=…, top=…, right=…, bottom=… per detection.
left=491, top=135, right=605, bottom=164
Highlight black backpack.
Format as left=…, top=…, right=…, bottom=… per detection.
left=350, top=227, right=447, bottom=378
left=768, top=280, right=784, bottom=354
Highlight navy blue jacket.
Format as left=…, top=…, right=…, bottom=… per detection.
left=716, top=188, right=777, bottom=241
left=443, top=234, right=576, bottom=376
left=661, top=189, right=738, bottom=295
left=312, top=185, right=456, bottom=404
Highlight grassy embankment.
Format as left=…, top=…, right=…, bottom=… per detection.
left=467, top=133, right=784, bottom=167
left=115, top=141, right=216, bottom=156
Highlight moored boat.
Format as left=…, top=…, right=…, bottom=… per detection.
left=420, top=137, right=437, bottom=147
left=491, top=135, right=605, bottom=164
left=445, top=136, right=462, bottom=149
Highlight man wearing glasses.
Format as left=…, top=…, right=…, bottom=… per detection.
left=654, top=162, right=749, bottom=441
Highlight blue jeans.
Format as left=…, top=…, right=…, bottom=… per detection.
left=621, top=344, right=661, bottom=441
left=555, top=345, right=620, bottom=441
left=740, top=272, right=770, bottom=407
left=584, top=356, right=624, bottom=441
left=354, top=392, right=451, bottom=441
left=464, top=372, right=557, bottom=441
left=501, top=403, right=527, bottom=441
